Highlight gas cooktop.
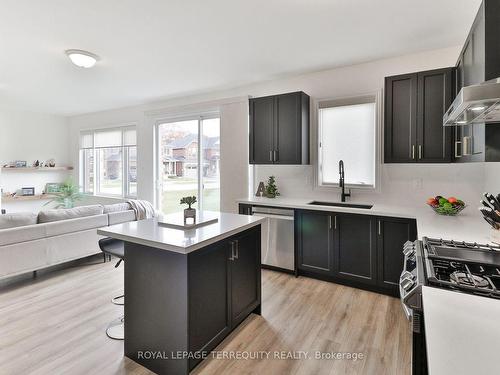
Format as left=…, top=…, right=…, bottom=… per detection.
left=423, top=237, right=500, bottom=299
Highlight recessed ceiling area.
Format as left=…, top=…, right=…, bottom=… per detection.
left=0, top=0, right=482, bottom=115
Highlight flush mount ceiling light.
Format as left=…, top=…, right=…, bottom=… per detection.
left=65, top=49, right=99, bottom=68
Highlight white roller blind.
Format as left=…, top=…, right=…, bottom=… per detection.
left=123, top=128, right=137, bottom=146
left=319, top=102, right=376, bottom=187
left=94, top=129, right=122, bottom=148
left=80, top=132, right=93, bottom=149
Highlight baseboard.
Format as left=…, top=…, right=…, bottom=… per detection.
left=261, top=264, right=295, bottom=275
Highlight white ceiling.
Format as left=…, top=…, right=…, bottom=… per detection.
left=0, top=0, right=482, bottom=116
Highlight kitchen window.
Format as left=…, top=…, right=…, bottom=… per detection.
left=156, top=115, right=220, bottom=214
left=318, top=95, right=378, bottom=188
left=79, top=126, right=137, bottom=198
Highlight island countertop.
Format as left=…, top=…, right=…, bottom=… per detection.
left=97, top=211, right=265, bottom=254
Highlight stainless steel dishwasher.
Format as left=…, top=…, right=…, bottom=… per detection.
left=251, top=206, right=294, bottom=272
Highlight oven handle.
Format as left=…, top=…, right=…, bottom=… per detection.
left=399, top=284, right=413, bottom=321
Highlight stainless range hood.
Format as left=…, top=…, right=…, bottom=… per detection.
left=443, top=78, right=500, bottom=126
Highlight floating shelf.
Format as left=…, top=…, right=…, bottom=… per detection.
left=0, top=166, right=73, bottom=172
left=2, top=194, right=55, bottom=202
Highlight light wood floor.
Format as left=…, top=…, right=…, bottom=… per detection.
left=0, top=258, right=410, bottom=375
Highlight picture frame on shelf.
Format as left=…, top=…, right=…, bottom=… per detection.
left=21, top=187, right=35, bottom=196
left=15, top=161, right=27, bottom=168
left=45, top=183, right=62, bottom=194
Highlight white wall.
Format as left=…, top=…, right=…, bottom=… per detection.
left=0, top=110, right=71, bottom=213
left=69, top=45, right=488, bottom=212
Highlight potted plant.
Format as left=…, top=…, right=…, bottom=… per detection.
left=180, top=196, right=197, bottom=225
left=46, top=179, right=83, bottom=209
left=265, top=176, right=280, bottom=198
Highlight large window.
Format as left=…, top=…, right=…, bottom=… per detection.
left=80, top=127, right=137, bottom=198
left=318, top=95, right=377, bottom=188
left=157, top=116, right=220, bottom=214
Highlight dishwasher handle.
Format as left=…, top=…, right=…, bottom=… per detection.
left=251, top=206, right=294, bottom=218
left=252, top=212, right=294, bottom=221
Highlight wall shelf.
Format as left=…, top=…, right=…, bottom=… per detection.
left=2, top=194, right=55, bottom=202
left=0, top=166, right=73, bottom=172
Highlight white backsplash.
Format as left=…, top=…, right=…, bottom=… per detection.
left=253, top=163, right=486, bottom=207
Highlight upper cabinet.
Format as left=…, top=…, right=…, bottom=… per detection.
left=384, top=68, right=454, bottom=163
left=249, top=91, right=310, bottom=165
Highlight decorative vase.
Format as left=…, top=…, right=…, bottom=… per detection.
left=184, top=208, right=196, bottom=226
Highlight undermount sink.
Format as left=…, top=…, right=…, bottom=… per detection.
left=307, top=201, right=373, bottom=209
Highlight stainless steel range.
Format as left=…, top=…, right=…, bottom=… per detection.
left=399, top=237, right=500, bottom=375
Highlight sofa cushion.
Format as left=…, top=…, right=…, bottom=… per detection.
left=108, top=210, right=136, bottom=225
left=44, top=214, right=108, bottom=237
left=0, top=224, right=46, bottom=246
left=0, top=212, right=38, bottom=229
left=102, top=202, right=131, bottom=214
left=38, top=205, right=104, bottom=223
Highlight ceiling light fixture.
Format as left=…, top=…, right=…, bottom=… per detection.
left=65, top=49, right=99, bottom=68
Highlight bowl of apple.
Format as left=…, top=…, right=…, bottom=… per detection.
left=427, top=196, right=466, bottom=216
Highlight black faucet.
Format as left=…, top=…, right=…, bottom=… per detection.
left=339, top=160, right=351, bottom=202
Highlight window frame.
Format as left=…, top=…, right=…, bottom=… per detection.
left=316, top=92, right=381, bottom=190
left=154, top=112, right=220, bottom=213
left=79, top=125, right=137, bottom=199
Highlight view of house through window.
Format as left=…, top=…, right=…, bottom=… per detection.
left=318, top=96, right=376, bottom=187
left=79, top=127, right=137, bottom=198
left=157, top=116, right=220, bottom=214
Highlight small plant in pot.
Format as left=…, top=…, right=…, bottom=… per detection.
left=45, top=179, right=83, bottom=209
left=180, top=196, right=197, bottom=225
left=265, top=176, right=280, bottom=198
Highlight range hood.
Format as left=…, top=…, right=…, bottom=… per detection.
left=443, top=78, right=500, bottom=126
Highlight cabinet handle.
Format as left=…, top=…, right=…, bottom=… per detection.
left=273, top=150, right=278, bottom=162
left=418, top=145, right=422, bottom=160
left=455, top=141, right=462, bottom=158
left=412, top=145, right=415, bottom=160
left=234, top=240, right=239, bottom=260
left=329, top=216, right=332, bottom=230
left=378, top=221, right=381, bottom=236
left=334, top=216, right=337, bottom=230
left=229, top=241, right=235, bottom=261
left=269, top=150, right=273, bottom=162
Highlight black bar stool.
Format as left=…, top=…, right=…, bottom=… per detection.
left=99, top=237, right=125, bottom=340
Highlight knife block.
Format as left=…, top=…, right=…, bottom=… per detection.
left=491, top=228, right=500, bottom=245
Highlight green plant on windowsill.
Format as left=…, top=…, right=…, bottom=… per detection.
left=45, top=179, right=84, bottom=209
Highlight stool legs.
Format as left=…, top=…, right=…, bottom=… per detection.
left=106, top=316, right=124, bottom=340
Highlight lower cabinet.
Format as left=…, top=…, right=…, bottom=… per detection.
left=376, top=217, right=417, bottom=295
left=296, top=209, right=416, bottom=296
left=188, top=226, right=261, bottom=370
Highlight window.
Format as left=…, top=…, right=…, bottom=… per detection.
left=157, top=115, right=220, bottom=214
left=79, top=126, right=137, bottom=198
left=318, top=95, right=377, bottom=188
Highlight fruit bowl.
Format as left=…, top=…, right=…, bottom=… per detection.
left=427, top=196, right=466, bottom=216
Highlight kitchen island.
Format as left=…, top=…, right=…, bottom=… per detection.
left=97, top=212, right=264, bottom=375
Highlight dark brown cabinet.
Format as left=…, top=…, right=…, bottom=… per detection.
left=384, top=68, right=454, bottom=163
left=296, top=209, right=416, bottom=297
left=188, top=226, right=260, bottom=370
left=296, top=210, right=333, bottom=275
left=249, top=91, right=309, bottom=165
left=334, top=213, right=377, bottom=285
left=376, top=217, right=417, bottom=296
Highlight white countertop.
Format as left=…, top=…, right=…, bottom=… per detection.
left=97, top=211, right=265, bottom=254
left=236, top=197, right=492, bottom=244
left=423, top=286, right=500, bottom=375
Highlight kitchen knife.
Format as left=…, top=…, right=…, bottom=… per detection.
left=479, top=207, right=500, bottom=223
left=480, top=199, right=494, bottom=209
left=482, top=215, right=500, bottom=229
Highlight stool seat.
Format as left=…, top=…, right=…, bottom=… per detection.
left=99, top=238, right=124, bottom=259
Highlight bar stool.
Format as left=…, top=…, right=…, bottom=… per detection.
left=99, top=237, right=125, bottom=340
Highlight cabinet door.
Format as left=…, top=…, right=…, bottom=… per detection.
left=417, top=68, right=453, bottom=163
left=376, top=217, right=417, bottom=295
left=249, top=97, right=274, bottom=164
left=230, top=226, right=261, bottom=328
left=334, top=213, right=377, bottom=284
left=189, top=242, right=231, bottom=369
left=384, top=74, right=418, bottom=163
left=275, top=92, right=307, bottom=164
left=297, top=211, right=334, bottom=275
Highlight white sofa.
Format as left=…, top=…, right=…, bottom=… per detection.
left=0, top=203, right=136, bottom=280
